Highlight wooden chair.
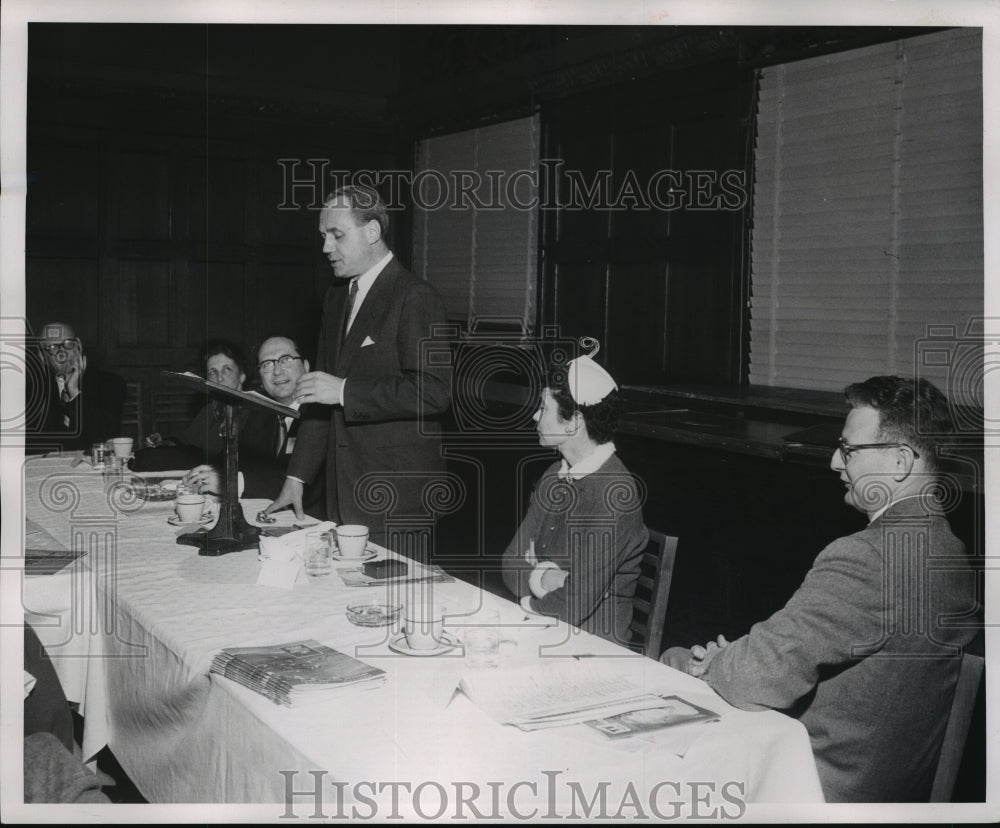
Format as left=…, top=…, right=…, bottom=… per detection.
left=929, top=651, right=985, bottom=802
left=630, top=530, right=679, bottom=660
left=119, top=381, right=144, bottom=446
left=150, top=387, right=203, bottom=440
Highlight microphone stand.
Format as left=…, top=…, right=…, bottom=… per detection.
left=177, top=400, right=260, bottom=555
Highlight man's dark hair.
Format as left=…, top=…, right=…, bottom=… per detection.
left=844, top=375, right=952, bottom=470
left=202, top=339, right=247, bottom=376
left=325, top=184, right=389, bottom=242
left=254, top=334, right=304, bottom=364
left=547, top=364, right=623, bottom=445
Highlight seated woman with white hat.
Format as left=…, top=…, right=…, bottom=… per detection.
left=500, top=342, right=649, bottom=646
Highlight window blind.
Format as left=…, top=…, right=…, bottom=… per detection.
left=749, top=28, right=983, bottom=394
left=413, top=115, right=539, bottom=332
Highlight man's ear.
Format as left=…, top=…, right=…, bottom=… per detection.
left=79, top=354, right=88, bottom=374
left=238, top=371, right=246, bottom=390
left=892, top=445, right=917, bottom=481
left=364, top=219, right=381, bottom=245
left=303, top=360, right=311, bottom=373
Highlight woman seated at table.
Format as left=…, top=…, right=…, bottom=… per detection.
left=501, top=347, right=648, bottom=646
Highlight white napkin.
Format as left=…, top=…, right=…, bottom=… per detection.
left=256, top=521, right=336, bottom=589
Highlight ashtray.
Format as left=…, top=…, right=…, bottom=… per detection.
left=136, top=481, right=178, bottom=502
left=346, top=601, right=402, bottom=628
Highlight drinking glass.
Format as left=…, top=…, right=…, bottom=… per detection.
left=303, top=531, right=333, bottom=578
left=464, top=610, right=501, bottom=668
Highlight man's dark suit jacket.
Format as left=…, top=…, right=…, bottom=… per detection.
left=239, top=413, right=326, bottom=520
left=25, top=368, right=126, bottom=454
left=287, top=257, right=451, bottom=541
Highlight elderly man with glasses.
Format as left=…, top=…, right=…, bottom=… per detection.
left=182, top=335, right=326, bottom=518
left=25, top=321, right=126, bottom=454
left=662, top=375, right=978, bottom=803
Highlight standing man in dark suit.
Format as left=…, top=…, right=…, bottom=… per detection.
left=264, top=185, right=451, bottom=548
left=25, top=321, right=126, bottom=454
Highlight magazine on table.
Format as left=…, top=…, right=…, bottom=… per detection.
left=460, top=659, right=720, bottom=733
left=210, top=639, right=385, bottom=707
left=582, top=693, right=720, bottom=739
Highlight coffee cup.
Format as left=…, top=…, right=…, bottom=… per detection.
left=111, top=437, right=134, bottom=458
left=175, top=493, right=206, bottom=523
left=335, top=524, right=369, bottom=558
left=403, top=604, right=447, bottom=651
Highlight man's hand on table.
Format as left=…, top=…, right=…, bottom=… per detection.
left=660, top=634, right=730, bottom=677
left=263, top=477, right=305, bottom=521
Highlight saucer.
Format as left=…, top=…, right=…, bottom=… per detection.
left=387, top=631, right=461, bottom=657
left=332, top=548, right=377, bottom=563
left=168, top=513, right=214, bottom=527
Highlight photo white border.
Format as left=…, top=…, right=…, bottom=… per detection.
left=2, top=0, right=997, bottom=823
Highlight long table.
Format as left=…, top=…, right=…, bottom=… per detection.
left=19, top=454, right=824, bottom=815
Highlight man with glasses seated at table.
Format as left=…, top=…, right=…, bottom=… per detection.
left=662, top=375, right=978, bottom=803
left=135, top=338, right=275, bottom=472
left=183, top=335, right=326, bottom=518
left=25, top=321, right=126, bottom=455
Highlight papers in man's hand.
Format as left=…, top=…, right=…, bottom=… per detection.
left=210, top=639, right=386, bottom=707
left=460, top=659, right=719, bottom=734
left=161, top=370, right=299, bottom=417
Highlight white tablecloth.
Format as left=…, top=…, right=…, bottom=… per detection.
left=21, top=455, right=824, bottom=813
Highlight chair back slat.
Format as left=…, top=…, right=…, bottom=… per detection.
left=630, top=530, right=679, bottom=659
left=929, top=651, right=984, bottom=802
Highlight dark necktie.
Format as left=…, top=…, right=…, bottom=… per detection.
left=342, top=279, right=359, bottom=342
left=277, top=416, right=287, bottom=456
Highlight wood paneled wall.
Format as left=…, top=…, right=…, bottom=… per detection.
left=26, top=25, right=404, bottom=427
left=541, top=63, right=754, bottom=386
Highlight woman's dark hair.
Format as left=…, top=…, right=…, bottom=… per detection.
left=546, top=363, right=623, bottom=445
left=202, top=339, right=247, bottom=376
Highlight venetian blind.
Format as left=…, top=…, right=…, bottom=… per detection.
left=749, top=28, right=983, bottom=393
left=413, top=115, right=539, bottom=332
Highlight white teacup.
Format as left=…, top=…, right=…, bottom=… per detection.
left=175, top=494, right=206, bottom=523
left=111, top=437, right=134, bottom=458
left=403, top=605, right=447, bottom=651
left=336, top=524, right=369, bottom=558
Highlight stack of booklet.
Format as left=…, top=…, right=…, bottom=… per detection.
left=210, top=639, right=386, bottom=707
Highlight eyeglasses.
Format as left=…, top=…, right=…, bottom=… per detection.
left=41, top=338, right=80, bottom=354
left=258, top=355, right=303, bottom=374
left=837, top=437, right=920, bottom=462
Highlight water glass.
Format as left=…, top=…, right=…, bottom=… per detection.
left=464, top=610, right=501, bottom=668
left=303, top=531, right=333, bottom=578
